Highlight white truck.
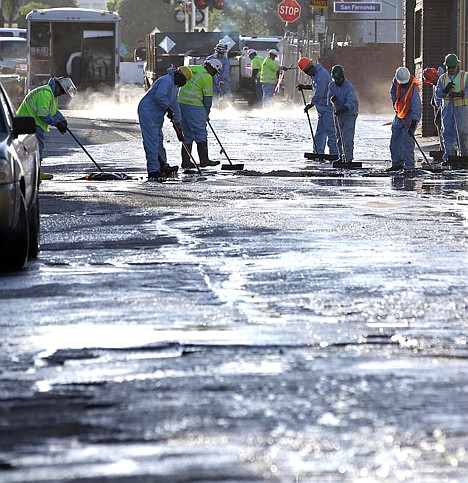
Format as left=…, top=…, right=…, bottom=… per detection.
left=26, top=8, right=121, bottom=92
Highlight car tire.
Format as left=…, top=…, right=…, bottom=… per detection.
left=28, top=193, right=40, bottom=259
left=0, top=191, right=29, bottom=272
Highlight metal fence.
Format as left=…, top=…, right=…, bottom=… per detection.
left=280, top=32, right=320, bottom=104
left=326, top=18, right=404, bottom=46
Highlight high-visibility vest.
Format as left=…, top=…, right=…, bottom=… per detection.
left=393, top=77, right=419, bottom=119
left=251, top=54, right=264, bottom=72
left=260, top=57, right=279, bottom=85
left=441, top=71, right=467, bottom=107
left=178, top=65, right=213, bottom=107
left=16, top=84, right=58, bottom=132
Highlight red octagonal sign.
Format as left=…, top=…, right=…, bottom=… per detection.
left=278, top=0, right=302, bottom=23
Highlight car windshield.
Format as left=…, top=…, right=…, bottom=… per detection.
left=0, top=41, right=26, bottom=58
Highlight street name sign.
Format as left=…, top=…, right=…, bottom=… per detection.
left=334, top=2, right=382, bottom=13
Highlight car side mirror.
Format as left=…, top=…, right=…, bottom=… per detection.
left=13, top=116, right=36, bottom=138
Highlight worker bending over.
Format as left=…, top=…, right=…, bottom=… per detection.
left=298, top=58, right=338, bottom=158
left=17, top=76, right=76, bottom=180
left=138, top=66, right=192, bottom=180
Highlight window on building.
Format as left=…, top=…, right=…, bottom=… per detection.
left=414, top=9, right=422, bottom=60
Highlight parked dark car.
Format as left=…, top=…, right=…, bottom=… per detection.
left=0, top=82, right=40, bottom=272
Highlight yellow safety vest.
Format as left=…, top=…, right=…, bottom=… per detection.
left=178, top=65, right=213, bottom=106
left=260, top=57, right=279, bottom=85
left=16, top=84, right=58, bottom=132
left=441, top=71, right=467, bottom=107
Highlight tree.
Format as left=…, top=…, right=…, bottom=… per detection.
left=3, top=0, right=22, bottom=26
left=212, top=0, right=285, bottom=35
left=115, top=0, right=186, bottom=49
left=17, top=2, right=46, bottom=27
left=14, top=0, right=78, bottom=27
left=106, top=0, right=122, bottom=11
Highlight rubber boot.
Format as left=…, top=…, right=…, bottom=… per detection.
left=40, top=167, right=53, bottom=180
left=197, top=141, right=220, bottom=167
left=181, top=143, right=193, bottom=169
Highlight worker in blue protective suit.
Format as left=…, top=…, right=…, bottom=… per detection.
left=17, top=76, right=77, bottom=181
left=207, top=43, right=231, bottom=102
left=297, top=58, right=338, bottom=158
left=423, top=67, right=444, bottom=152
left=328, top=65, right=359, bottom=162
left=178, top=58, right=223, bottom=168
left=388, top=66, right=422, bottom=171
left=138, top=66, right=192, bottom=180
left=435, top=53, right=468, bottom=161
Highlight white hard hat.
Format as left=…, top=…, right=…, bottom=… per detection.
left=215, top=43, right=227, bottom=53
left=204, top=58, right=222, bottom=75
left=247, top=48, right=257, bottom=57
left=395, top=66, right=411, bottom=84
left=268, top=49, right=279, bottom=56
left=56, top=76, right=77, bottom=97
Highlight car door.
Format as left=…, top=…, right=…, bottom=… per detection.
left=0, top=86, right=39, bottom=207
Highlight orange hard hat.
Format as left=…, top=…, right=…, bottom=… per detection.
left=298, top=57, right=312, bottom=71
left=423, top=67, right=438, bottom=84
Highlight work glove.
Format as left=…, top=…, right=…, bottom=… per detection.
left=304, top=102, right=313, bottom=112
left=55, top=119, right=68, bottom=134
left=330, top=95, right=337, bottom=105
left=443, top=81, right=455, bottom=94
left=296, top=84, right=309, bottom=91
left=407, top=120, right=418, bottom=137
left=449, top=90, right=465, bottom=99
left=174, top=122, right=184, bottom=142
left=166, top=108, right=174, bottom=120
left=334, top=106, right=349, bottom=116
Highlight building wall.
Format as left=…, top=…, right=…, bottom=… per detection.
left=320, top=43, right=403, bottom=113
left=405, top=0, right=458, bottom=136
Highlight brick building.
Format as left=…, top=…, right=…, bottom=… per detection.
left=404, top=0, right=466, bottom=135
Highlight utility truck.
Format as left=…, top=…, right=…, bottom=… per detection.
left=144, top=30, right=239, bottom=89
left=26, top=8, right=121, bottom=92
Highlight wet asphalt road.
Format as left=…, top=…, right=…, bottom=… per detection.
left=0, top=93, right=467, bottom=482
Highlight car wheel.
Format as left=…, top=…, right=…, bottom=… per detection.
left=28, top=193, right=40, bottom=259
left=0, top=192, right=29, bottom=272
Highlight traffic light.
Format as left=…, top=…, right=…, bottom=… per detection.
left=212, top=0, right=224, bottom=9
left=194, top=0, right=210, bottom=9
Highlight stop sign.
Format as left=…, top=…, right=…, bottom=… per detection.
left=277, top=0, right=302, bottom=23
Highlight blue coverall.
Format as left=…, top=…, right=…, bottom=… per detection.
left=307, top=63, right=338, bottom=156
left=389, top=78, right=422, bottom=169
left=207, top=54, right=231, bottom=98
left=328, top=79, right=359, bottom=161
left=435, top=69, right=468, bottom=160
left=137, top=68, right=182, bottom=173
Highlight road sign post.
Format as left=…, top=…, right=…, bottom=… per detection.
left=277, top=0, right=302, bottom=23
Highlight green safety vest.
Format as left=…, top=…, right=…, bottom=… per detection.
left=260, top=57, right=279, bottom=85
left=178, top=65, right=213, bottom=106
left=16, top=84, right=58, bottom=132
left=251, top=54, right=264, bottom=72
left=441, top=70, right=467, bottom=107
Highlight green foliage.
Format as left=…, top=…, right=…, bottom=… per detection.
left=16, top=0, right=78, bottom=28
left=17, top=2, right=47, bottom=27
left=211, top=0, right=285, bottom=35
left=106, top=0, right=122, bottom=11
